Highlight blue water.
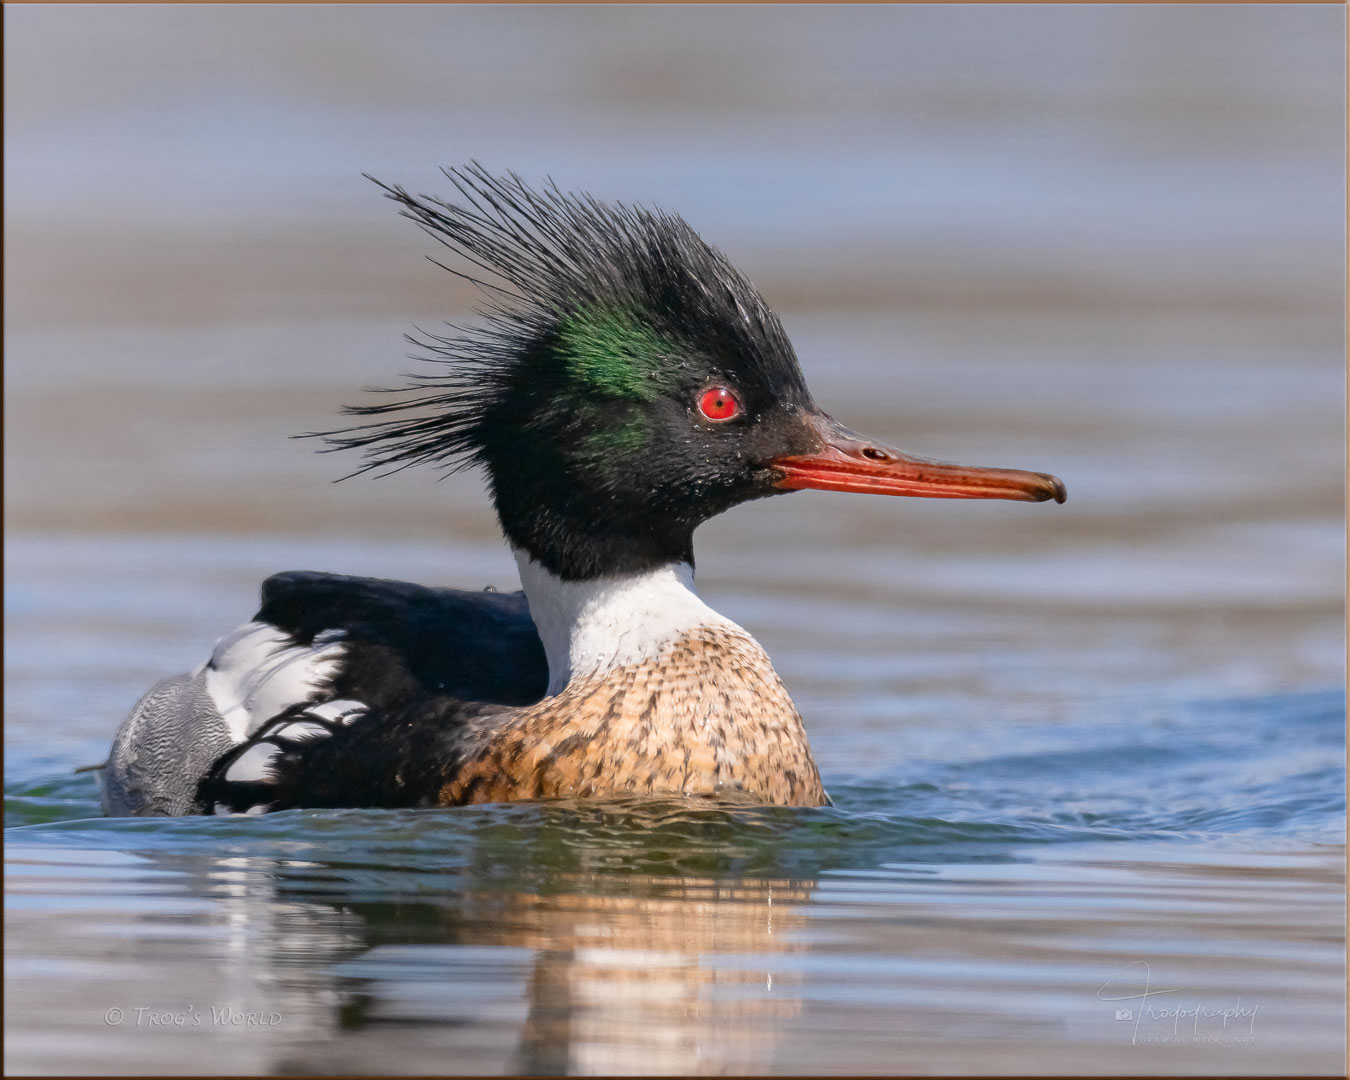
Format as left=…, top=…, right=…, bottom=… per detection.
left=5, top=692, right=1344, bottom=1074
left=4, top=521, right=1344, bottom=1077
left=6, top=546, right=1343, bottom=1074
left=9, top=688, right=1344, bottom=857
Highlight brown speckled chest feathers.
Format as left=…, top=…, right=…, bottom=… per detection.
left=438, top=624, right=827, bottom=807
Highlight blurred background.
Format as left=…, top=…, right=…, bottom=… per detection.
left=5, top=6, right=1345, bottom=1076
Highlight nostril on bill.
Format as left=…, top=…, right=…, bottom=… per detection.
left=861, top=447, right=889, bottom=462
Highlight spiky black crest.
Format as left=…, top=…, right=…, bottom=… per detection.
left=320, top=163, right=800, bottom=480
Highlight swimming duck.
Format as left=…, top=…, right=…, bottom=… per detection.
left=101, top=165, right=1066, bottom=817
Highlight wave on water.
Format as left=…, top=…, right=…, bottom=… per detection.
left=7, top=688, right=1342, bottom=892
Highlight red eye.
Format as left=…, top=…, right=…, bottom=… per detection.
left=698, top=386, right=740, bottom=422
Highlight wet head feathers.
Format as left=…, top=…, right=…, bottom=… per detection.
left=317, top=163, right=801, bottom=478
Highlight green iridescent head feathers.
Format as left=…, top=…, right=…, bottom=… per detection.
left=319, top=164, right=801, bottom=479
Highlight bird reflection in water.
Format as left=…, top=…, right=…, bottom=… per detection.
left=186, top=799, right=822, bottom=1074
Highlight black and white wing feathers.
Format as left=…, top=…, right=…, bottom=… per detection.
left=189, top=570, right=546, bottom=815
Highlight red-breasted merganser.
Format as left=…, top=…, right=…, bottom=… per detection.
left=101, top=165, right=1066, bottom=817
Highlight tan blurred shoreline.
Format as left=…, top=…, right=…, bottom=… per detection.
left=6, top=221, right=1337, bottom=330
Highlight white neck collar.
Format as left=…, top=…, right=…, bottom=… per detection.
left=514, top=551, right=740, bottom=695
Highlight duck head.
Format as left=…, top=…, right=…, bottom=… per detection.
left=323, top=164, right=1065, bottom=581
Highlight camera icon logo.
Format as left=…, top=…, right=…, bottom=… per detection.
left=1114, top=1010, right=1133, bottom=1021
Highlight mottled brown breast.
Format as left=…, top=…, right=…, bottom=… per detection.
left=437, top=624, right=827, bottom=807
